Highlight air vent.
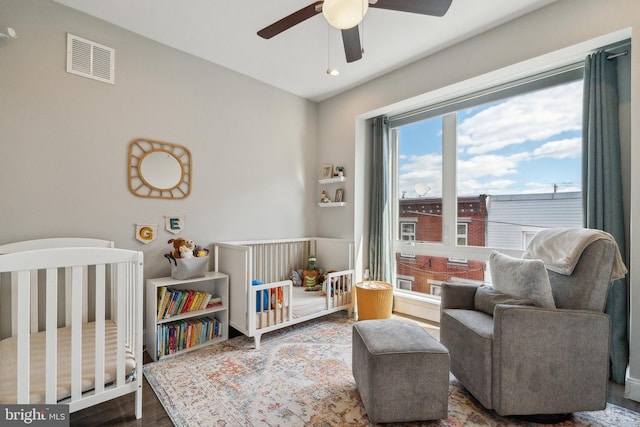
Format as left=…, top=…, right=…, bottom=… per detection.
left=66, top=33, right=115, bottom=84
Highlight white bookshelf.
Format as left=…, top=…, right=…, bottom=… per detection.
left=145, top=271, right=229, bottom=361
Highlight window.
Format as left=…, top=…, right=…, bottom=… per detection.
left=456, top=223, right=468, bottom=246
left=391, top=68, right=584, bottom=299
left=400, top=221, right=416, bottom=241
left=397, top=279, right=413, bottom=291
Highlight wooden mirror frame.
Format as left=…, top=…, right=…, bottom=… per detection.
left=128, top=138, right=192, bottom=199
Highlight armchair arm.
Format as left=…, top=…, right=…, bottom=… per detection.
left=441, top=282, right=478, bottom=310
left=492, top=305, right=610, bottom=416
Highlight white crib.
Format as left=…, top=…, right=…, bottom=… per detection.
left=214, top=237, right=354, bottom=349
left=0, top=238, right=144, bottom=419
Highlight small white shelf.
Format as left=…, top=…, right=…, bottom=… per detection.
left=319, top=176, right=346, bottom=184
left=145, top=271, right=229, bottom=361
left=318, top=202, right=346, bottom=207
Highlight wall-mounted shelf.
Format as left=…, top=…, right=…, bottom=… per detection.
left=318, top=202, right=346, bottom=207
left=319, top=176, right=346, bottom=185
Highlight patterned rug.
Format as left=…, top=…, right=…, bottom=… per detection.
left=143, top=313, right=640, bottom=426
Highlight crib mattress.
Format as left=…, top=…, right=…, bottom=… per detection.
left=291, top=286, right=328, bottom=318
left=0, top=320, right=136, bottom=404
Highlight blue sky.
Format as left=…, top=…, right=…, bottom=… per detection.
left=397, top=80, right=583, bottom=198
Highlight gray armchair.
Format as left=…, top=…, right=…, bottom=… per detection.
left=440, top=230, right=623, bottom=418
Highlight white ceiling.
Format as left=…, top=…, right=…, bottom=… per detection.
left=52, top=0, right=556, bottom=102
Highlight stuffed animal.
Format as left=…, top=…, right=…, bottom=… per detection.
left=168, top=238, right=187, bottom=258
left=194, top=245, right=207, bottom=257
left=302, top=254, right=321, bottom=290
left=290, top=270, right=303, bottom=287
left=168, top=238, right=196, bottom=258
left=179, top=245, right=194, bottom=258
left=271, top=287, right=283, bottom=309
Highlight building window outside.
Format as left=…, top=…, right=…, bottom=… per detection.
left=400, top=221, right=416, bottom=241
left=391, top=71, right=584, bottom=299
left=457, top=223, right=468, bottom=246
left=397, top=279, right=413, bottom=291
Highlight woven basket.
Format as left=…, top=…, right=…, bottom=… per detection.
left=356, top=281, right=394, bottom=320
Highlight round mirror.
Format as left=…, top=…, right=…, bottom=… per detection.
left=140, top=151, right=182, bottom=190
left=128, top=138, right=192, bottom=199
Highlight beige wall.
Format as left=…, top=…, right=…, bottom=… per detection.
left=0, top=0, right=319, bottom=279
left=316, top=0, right=640, bottom=399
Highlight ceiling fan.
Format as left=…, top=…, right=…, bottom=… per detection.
left=257, top=0, right=453, bottom=63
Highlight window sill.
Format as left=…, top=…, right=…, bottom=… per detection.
left=393, top=292, right=441, bottom=323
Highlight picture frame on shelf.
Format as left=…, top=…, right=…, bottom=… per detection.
left=334, top=188, right=344, bottom=203
left=321, top=164, right=333, bottom=179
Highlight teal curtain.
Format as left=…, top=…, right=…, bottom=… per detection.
left=583, top=50, right=628, bottom=383
left=368, top=116, right=392, bottom=282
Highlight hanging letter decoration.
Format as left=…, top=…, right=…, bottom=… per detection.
left=165, top=215, right=185, bottom=234
left=136, top=223, right=158, bottom=244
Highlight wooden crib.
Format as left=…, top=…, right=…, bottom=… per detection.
left=213, top=237, right=354, bottom=349
left=0, top=238, right=144, bottom=419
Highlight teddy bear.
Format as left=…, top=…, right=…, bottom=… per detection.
left=168, top=238, right=195, bottom=258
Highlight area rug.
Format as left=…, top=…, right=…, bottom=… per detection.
left=143, top=313, right=640, bottom=426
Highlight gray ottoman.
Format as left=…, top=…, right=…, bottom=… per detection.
left=352, top=319, right=450, bottom=423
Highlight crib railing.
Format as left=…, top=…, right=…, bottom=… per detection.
left=325, top=269, right=353, bottom=308
left=0, top=238, right=115, bottom=339
left=249, top=239, right=312, bottom=284
left=0, top=247, right=143, bottom=417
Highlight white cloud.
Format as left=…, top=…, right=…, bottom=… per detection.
left=458, top=81, right=582, bottom=155
left=458, top=154, right=519, bottom=179
left=532, top=137, right=581, bottom=159
left=397, top=81, right=582, bottom=197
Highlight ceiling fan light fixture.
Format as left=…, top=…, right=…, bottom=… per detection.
left=322, top=0, right=368, bottom=30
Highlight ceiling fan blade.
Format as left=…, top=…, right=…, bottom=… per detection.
left=342, top=27, right=362, bottom=63
left=257, top=1, right=324, bottom=39
left=370, top=0, right=452, bottom=17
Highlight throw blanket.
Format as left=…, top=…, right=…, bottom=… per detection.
left=523, top=228, right=627, bottom=280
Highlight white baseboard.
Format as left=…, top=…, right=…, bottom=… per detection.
left=625, top=367, right=640, bottom=402
left=393, top=293, right=441, bottom=323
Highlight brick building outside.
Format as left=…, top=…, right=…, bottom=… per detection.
left=397, top=195, right=487, bottom=296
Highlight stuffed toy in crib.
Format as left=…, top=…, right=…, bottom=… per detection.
left=302, top=254, right=323, bottom=291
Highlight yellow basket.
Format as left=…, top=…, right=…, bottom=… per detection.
left=356, top=281, right=394, bottom=320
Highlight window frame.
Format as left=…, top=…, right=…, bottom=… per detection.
left=389, top=66, right=585, bottom=288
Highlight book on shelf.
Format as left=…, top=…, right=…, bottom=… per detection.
left=156, top=316, right=223, bottom=357
left=157, top=286, right=169, bottom=320
left=158, top=288, right=221, bottom=319
left=207, top=296, right=222, bottom=308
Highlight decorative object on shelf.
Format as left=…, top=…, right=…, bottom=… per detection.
left=164, top=251, right=209, bottom=280
left=321, top=164, right=333, bottom=179
left=320, top=190, right=331, bottom=203
left=165, top=214, right=185, bottom=234
left=165, top=238, right=209, bottom=280
left=335, top=166, right=345, bottom=177
left=334, top=188, right=344, bottom=202
left=167, top=237, right=195, bottom=258
left=128, top=138, right=192, bottom=200
left=135, top=223, right=157, bottom=244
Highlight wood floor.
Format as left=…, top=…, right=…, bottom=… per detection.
left=70, top=319, right=640, bottom=426
left=70, top=353, right=172, bottom=427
